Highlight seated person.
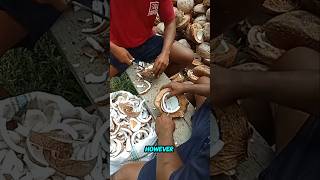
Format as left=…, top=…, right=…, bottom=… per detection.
left=112, top=76, right=214, bottom=180
left=110, top=0, right=194, bottom=78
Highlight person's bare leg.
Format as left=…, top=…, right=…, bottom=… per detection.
left=165, top=41, right=194, bottom=77
left=194, top=76, right=209, bottom=109
left=111, top=162, right=146, bottom=180
left=0, top=10, right=28, bottom=57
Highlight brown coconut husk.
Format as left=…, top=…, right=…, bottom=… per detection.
left=155, top=88, right=189, bottom=118
left=210, top=103, right=251, bottom=176
left=263, top=10, right=320, bottom=51
left=212, top=39, right=238, bottom=68
left=193, top=64, right=210, bottom=77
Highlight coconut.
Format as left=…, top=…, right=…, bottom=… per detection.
left=196, top=42, right=210, bottom=59
left=193, top=65, right=210, bottom=77
left=140, top=64, right=156, bottom=81
left=156, top=22, right=165, bottom=35
left=193, top=15, right=207, bottom=26
left=203, top=22, right=210, bottom=42
left=169, top=72, right=186, bottom=82
left=155, top=88, right=189, bottom=118
left=186, top=23, right=204, bottom=44
left=203, top=0, right=210, bottom=7
left=186, top=69, right=199, bottom=83
left=177, top=0, right=194, bottom=14
left=178, top=39, right=192, bottom=49
left=206, top=8, right=210, bottom=21
left=212, top=39, right=238, bottom=67
left=177, top=14, right=191, bottom=31
left=248, top=25, right=285, bottom=64
left=193, top=3, right=206, bottom=14
left=192, top=59, right=203, bottom=66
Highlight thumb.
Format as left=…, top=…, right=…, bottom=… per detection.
left=127, top=52, right=134, bottom=60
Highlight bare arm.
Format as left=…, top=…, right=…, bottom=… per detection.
left=183, top=83, right=210, bottom=97
left=156, top=114, right=183, bottom=180
left=153, top=19, right=176, bottom=77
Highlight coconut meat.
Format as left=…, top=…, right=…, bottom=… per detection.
left=161, top=92, right=181, bottom=113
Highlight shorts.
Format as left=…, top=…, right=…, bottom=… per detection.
left=110, top=35, right=164, bottom=75
left=259, top=115, right=320, bottom=180
left=0, top=0, right=61, bottom=48
left=138, top=101, right=212, bottom=180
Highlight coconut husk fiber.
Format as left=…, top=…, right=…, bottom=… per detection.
left=210, top=103, right=251, bottom=176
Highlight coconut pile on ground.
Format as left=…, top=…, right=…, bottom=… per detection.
left=154, top=0, right=211, bottom=81
left=110, top=91, right=157, bottom=175
left=0, top=92, right=107, bottom=180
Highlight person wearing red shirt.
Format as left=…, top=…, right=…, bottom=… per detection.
left=110, top=0, right=194, bottom=77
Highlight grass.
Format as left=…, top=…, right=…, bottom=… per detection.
left=110, top=73, right=137, bottom=95
left=0, top=33, right=90, bottom=107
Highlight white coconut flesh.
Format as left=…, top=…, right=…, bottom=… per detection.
left=196, top=30, right=204, bottom=42
left=161, top=92, right=181, bottom=113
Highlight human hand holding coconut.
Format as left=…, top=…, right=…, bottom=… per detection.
left=110, top=41, right=134, bottom=65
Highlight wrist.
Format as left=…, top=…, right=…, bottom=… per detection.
left=158, top=133, right=174, bottom=145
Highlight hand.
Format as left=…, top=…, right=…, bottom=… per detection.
left=112, top=46, right=134, bottom=65
left=155, top=114, right=175, bottom=139
left=162, top=81, right=186, bottom=96
left=153, top=53, right=169, bottom=78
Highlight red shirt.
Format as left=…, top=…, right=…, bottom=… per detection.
left=110, top=0, right=175, bottom=48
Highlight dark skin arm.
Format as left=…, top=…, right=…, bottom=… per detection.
left=162, top=81, right=210, bottom=97
left=153, top=19, right=176, bottom=77
left=156, top=114, right=183, bottom=180
left=110, top=41, right=134, bottom=65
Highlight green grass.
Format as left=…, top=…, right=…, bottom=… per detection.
left=110, top=73, right=137, bottom=95
left=0, top=33, right=90, bottom=107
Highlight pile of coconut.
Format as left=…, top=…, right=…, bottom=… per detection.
left=110, top=91, right=156, bottom=173
left=0, top=95, right=107, bottom=179
left=154, top=0, right=211, bottom=81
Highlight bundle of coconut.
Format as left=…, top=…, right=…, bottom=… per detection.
left=0, top=92, right=107, bottom=180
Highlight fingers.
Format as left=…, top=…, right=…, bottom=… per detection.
left=127, top=53, right=134, bottom=65
left=153, top=61, right=161, bottom=77
left=161, top=83, right=171, bottom=90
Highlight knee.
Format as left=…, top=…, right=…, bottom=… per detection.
left=196, top=76, right=210, bottom=84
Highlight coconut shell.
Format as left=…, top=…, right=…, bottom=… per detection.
left=193, top=65, right=210, bottom=77
left=30, top=131, right=73, bottom=159
left=262, top=0, right=298, bottom=14
left=192, top=59, right=203, bottom=66
left=118, top=103, right=140, bottom=118
left=247, top=25, right=285, bottom=64
left=210, top=103, right=250, bottom=176
left=155, top=88, right=189, bottom=118
left=43, top=150, right=97, bottom=177
left=212, top=40, right=238, bottom=68
left=262, top=10, right=320, bottom=51
left=186, top=69, right=199, bottom=83
left=186, top=23, right=204, bottom=44
left=169, top=72, right=186, bottom=82
left=177, top=14, right=191, bottom=31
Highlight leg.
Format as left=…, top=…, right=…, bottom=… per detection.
left=194, top=76, right=210, bottom=109
left=111, top=162, right=146, bottom=180
left=165, top=41, right=194, bottom=77
left=0, top=10, right=28, bottom=57
left=109, top=64, right=120, bottom=78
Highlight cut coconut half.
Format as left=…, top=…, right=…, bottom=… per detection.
left=161, top=92, right=181, bottom=113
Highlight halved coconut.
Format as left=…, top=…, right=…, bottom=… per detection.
left=186, top=23, right=204, bottom=44
left=140, top=64, right=156, bottom=81
left=203, top=22, right=210, bottom=42
left=194, top=3, right=207, bottom=14
left=196, top=42, right=210, bottom=59
left=177, top=14, right=191, bottom=31
left=193, top=64, right=210, bottom=77
left=161, top=92, right=181, bottom=113
left=169, top=72, right=186, bottom=82
left=177, top=0, right=194, bottom=14
left=203, top=0, right=210, bottom=7
left=248, top=25, right=285, bottom=64
left=118, top=102, right=141, bottom=118
left=156, top=22, right=165, bottom=35
left=212, top=39, right=238, bottom=67
left=186, top=69, right=199, bottom=83
left=178, top=39, right=192, bottom=49
left=263, top=0, right=298, bottom=14
left=206, top=8, right=210, bottom=21
left=155, top=88, right=189, bottom=118
left=194, top=15, right=207, bottom=26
